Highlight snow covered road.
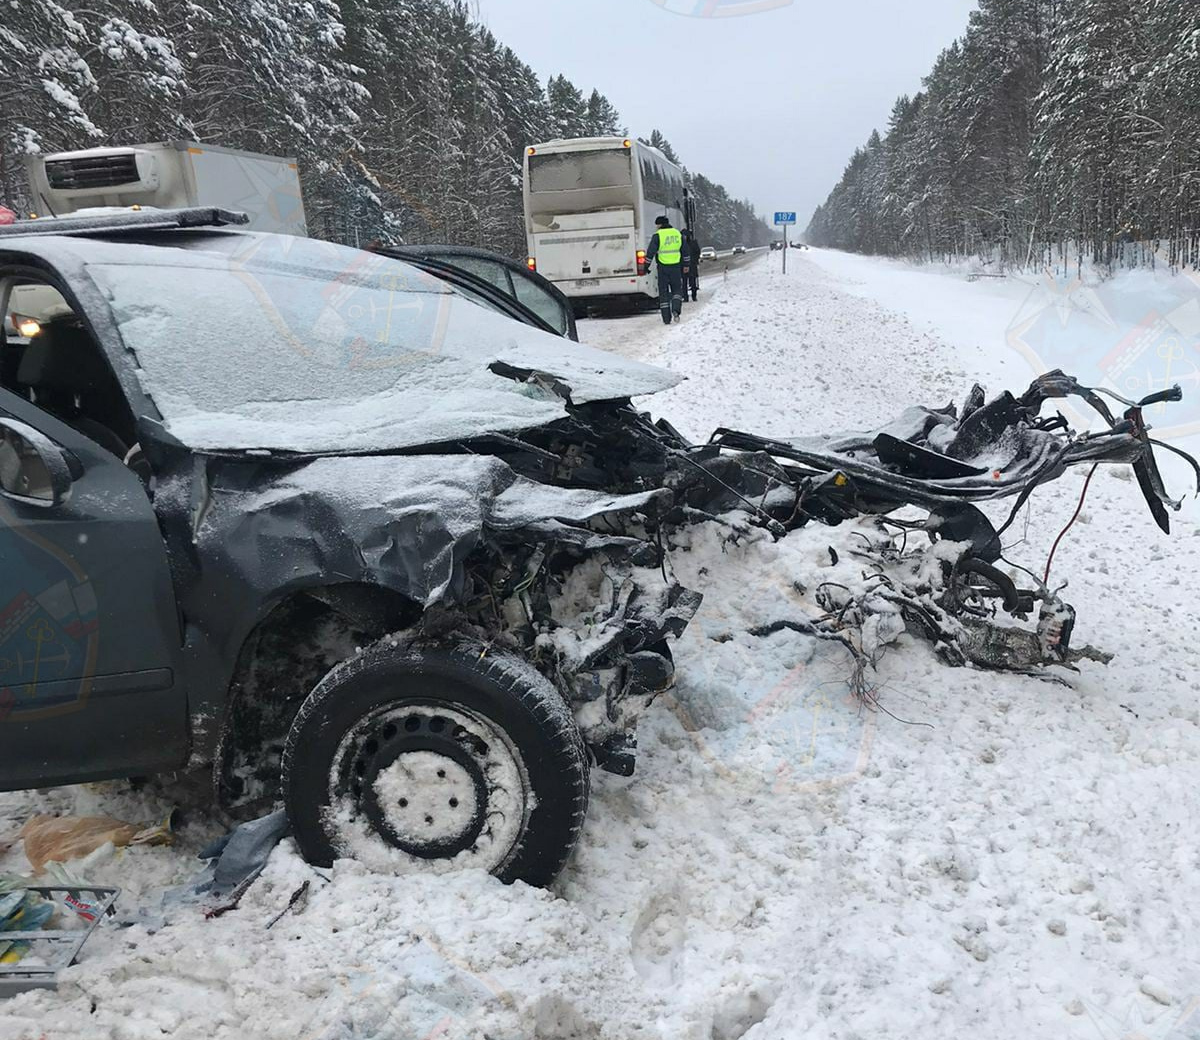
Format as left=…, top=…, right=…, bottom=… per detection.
left=3, top=250, right=1199, bottom=1040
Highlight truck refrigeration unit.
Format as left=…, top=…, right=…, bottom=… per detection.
left=23, top=141, right=307, bottom=236
left=522, top=137, right=690, bottom=315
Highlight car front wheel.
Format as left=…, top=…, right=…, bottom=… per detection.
left=282, top=640, right=589, bottom=887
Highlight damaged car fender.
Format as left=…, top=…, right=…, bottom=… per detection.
left=145, top=445, right=699, bottom=798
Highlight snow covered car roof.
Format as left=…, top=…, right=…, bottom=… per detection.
left=0, top=228, right=678, bottom=454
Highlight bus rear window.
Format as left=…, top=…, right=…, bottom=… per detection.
left=528, top=150, right=633, bottom=193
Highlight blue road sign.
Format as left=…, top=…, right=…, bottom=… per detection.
left=774, top=211, right=796, bottom=226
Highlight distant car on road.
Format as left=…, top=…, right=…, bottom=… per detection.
left=700, top=246, right=717, bottom=262
left=732, top=244, right=746, bottom=255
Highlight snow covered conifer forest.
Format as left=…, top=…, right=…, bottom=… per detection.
left=806, top=0, right=1200, bottom=273
left=0, top=0, right=771, bottom=253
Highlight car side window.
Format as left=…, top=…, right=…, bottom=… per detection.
left=446, top=257, right=516, bottom=297
left=1, top=275, right=136, bottom=459
left=510, top=276, right=570, bottom=337
left=387, top=249, right=572, bottom=338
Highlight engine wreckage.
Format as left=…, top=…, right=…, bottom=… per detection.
left=198, top=366, right=1196, bottom=800
left=409, top=369, right=1197, bottom=775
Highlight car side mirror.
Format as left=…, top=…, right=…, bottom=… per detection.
left=0, top=417, right=74, bottom=507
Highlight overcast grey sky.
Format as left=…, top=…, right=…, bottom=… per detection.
left=474, top=0, right=979, bottom=226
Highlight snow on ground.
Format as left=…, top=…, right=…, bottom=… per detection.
left=4, top=251, right=1200, bottom=1040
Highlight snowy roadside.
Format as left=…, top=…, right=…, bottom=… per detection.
left=3, top=252, right=1199, bottom=1040
left=582, top=251, right=978, bottom=439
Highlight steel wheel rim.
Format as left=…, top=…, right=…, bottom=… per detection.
left=330, top=700, right=530, bottom=872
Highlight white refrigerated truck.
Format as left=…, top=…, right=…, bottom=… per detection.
left=522, top=137, right=687, bottom=312
left=22, top=141, right=307, bottom=236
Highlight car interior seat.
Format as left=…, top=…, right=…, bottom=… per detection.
left=16, top=322, right=134, bottom=458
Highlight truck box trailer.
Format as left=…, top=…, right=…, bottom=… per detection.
left=23, top=141, right=306, bottom=236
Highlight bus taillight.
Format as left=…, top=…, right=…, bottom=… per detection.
left=526, top=257, right=537, bottom=272
left=636, top=250, right=648, bottom=276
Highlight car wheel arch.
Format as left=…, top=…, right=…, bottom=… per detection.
left=212, top=580, right=424, bottom=810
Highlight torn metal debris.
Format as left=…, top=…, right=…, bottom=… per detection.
left=458, top=368, right=1195, bottom=703
left=201, top=367, right=1197, bottom=802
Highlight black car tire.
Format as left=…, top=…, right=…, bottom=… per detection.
left=282, top=639, right=589, bottom=887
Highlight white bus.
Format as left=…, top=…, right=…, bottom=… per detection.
left=523, top=137, right=687, bottom=312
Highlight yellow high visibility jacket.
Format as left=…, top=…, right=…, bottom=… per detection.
left=652, top=227, right=683, bottom=265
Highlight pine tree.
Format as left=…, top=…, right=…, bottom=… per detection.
left=0, top=2, right=97, bottom=207
left=585, top=90, right=625, bottom=137
left=807, top=0, right=1200, bottom=273
left=645, top=130, right=681, bottom=164
left=546, top=75, right=588, bottom=139
left=1035, top=0, right=1144, bottom=266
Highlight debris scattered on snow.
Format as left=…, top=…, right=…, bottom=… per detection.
left=19, top=814, right=174, bottom=874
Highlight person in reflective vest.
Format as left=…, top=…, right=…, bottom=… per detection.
left=646, top=216, right=684, bottom=325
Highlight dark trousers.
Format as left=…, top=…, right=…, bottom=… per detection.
left=656, top=264, right=684, bottom=324
left=683, top=263, right=699, bottom=300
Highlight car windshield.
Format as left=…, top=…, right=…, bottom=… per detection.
left=80, top=233, right=673, bottom=453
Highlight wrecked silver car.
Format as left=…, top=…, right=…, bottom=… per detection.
left=0, top=210, right=1192, bottom=885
